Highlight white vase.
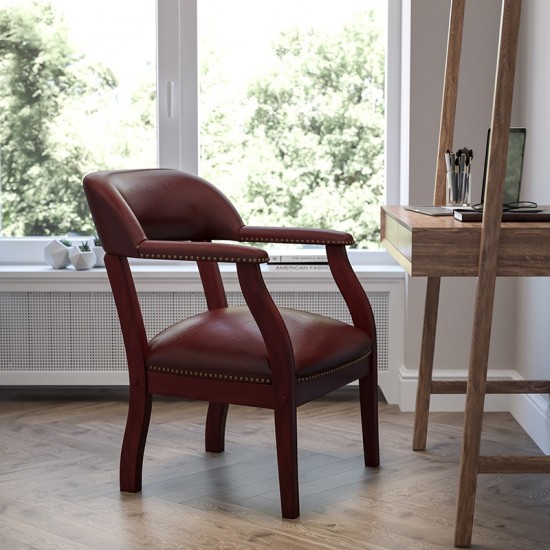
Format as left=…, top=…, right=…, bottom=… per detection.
left=44, top=240, right=70, bottom=269
left=69, top=246, right=96, bottom=270
left=93, top=245, right=105, bottom=267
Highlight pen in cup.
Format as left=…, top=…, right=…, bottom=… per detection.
left=446, top=147, right=473, bottom=206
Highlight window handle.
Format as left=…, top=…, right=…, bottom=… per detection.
left=166, top=80, right=175, bottom=118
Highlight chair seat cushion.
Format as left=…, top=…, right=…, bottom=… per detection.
left=146, top=306, right=371, bottom=383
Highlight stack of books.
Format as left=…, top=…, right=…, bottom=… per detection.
left=267, top=250, right=329, bottom=271
left=453, top=208, right=550, bottom=222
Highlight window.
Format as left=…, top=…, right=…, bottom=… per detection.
left=1, top=0, right=398, bottom=262
left=197, top=0, right=385, bottom=250
left=0, top=0, right=156, bottom=238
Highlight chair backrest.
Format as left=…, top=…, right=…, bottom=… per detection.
left=83, top=169, right=245, bottom=257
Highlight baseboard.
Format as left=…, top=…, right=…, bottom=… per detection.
left=0, top=371, right=128, bottom=385
left=510, top=392, right=550, bottom=454
left=397, top=365, right=514, bottom=412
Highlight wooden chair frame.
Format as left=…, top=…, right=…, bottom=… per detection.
left=84, top=169, right=380, bottom=519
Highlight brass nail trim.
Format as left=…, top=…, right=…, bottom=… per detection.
left=147, top=351, right=371, bottom=385
left=242, top=237, right=354, bottom=245
left=138, top=253, right=266, bottom=263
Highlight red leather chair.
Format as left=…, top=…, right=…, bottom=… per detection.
left=83, top=168, right=379, bottom=518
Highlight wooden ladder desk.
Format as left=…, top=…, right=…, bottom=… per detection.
left=381, top=0, right=550, bottom=547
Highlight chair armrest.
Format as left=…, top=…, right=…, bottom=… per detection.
left=326, top=245, right=376, bottom=341
left=239, top=225, right=354, bottom=246
left=138, top=240, right=269, bottom=264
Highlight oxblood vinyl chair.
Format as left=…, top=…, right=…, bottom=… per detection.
left=83, top=168, right=379, bottom=518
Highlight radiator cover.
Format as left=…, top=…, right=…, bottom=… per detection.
left=1, top=290, right=389, bottom=376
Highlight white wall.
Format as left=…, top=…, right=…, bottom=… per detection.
left=517, top=0, right=550, bottom=379
left=400, top=0, right=518, bottom=409
left=514, top=0, right=550, bottom=453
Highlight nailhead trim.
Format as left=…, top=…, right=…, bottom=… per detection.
left=147, top=351, right=371, bottom=385
left=147, top=365, right=271, bottom=384
left=297, top=352, right=371, bottom=382
left=139, top=253, right=267, bottom=263
left=242, top=237, right=354, bottom=245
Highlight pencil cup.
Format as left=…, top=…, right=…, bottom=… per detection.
left=447, top=171, right=471, bottom=206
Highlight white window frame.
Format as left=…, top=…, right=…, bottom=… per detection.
left=157, top=0, right=198, bottom=174
left=0, top=0, right=400, bottom=267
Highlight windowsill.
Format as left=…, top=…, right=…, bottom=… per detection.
left=0, top=237, right=405, bottom=291
left=0, top=261, right=405, bottom=292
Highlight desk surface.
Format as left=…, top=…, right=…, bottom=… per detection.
left=381, top=205, right=550, bottom=277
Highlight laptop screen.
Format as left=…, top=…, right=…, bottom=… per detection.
left=481, top=127, right=526, bottom=205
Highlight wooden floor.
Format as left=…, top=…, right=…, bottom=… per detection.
left=0, top=387, right=548, bottom=549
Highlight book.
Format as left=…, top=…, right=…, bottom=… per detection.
left=266, top=263, right=330, bottom=271
left=267, top=250, right=327, bottom=264
left=453, top=208, right=550, bottom=222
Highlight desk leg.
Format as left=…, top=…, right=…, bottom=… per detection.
left=454, top=277, right=495, bottom=547
left=454, top=344, right=490, bottom=547
left=413, top=276, right=441, bottom=451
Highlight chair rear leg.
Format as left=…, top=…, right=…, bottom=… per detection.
left=205, top=402, right=229, bottom=453
left=120, top=387, right=152, bottom=492
left=274, top=404, right=299, bottom=519
left=359, top=370, right=380, bottom=467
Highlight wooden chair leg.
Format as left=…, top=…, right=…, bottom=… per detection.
left=274, top=404, right=299, bottom=519
left=205, top=402, right=229, bottom=453
left=120, top=388, right=152, bottom=493
left=359, top=370, right=380, bottom=467
left=413, top=276, right=441, bottom=451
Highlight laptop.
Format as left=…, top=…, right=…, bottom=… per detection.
left=405, top=127, right=526, bottom=216
left=480, top=127, right=526, bottom=206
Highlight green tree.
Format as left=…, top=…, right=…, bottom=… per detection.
left=242, top=13, right=385, bottom=248
left=0, top=1, right=116, bottom=236
left=200, top=10, right=384, bottom=249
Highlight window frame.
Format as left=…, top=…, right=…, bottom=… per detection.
left=0, top=0, right=400, bottom=266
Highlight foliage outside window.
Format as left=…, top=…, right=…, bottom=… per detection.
left=0, top=1, right=155, bottom=237
left=0, top=1, right=385, bottom=249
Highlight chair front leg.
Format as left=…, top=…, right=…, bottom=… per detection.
left=205, top=402, right=229, bottom=453
left=120, top=386, right=152, bottom=492
left=274, top=403, right=299, bottom=519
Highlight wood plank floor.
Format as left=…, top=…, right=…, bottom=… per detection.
left=0, top=387, right=548, bottom=549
